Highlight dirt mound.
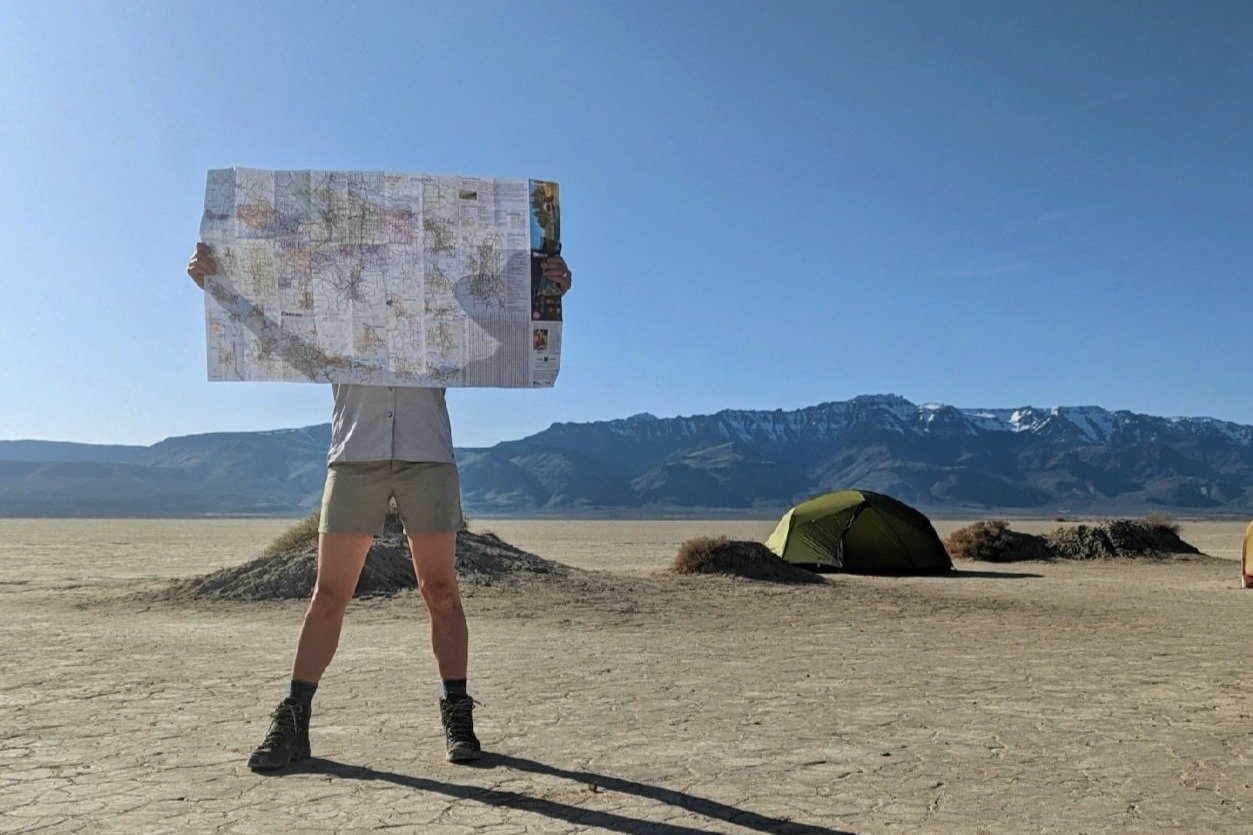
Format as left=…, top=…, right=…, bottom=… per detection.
left=164, top=512, right=575, bottom=601
left=945, top=521, right=1051, bottom=562
left=945, top=518, right=1203, bottom=563
left=670, top=537, right=826, bottom=584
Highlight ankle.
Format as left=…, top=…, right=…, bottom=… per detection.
left=287, top=678, right=318, bottom=707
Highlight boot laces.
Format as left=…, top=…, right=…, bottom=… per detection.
left=261, top=701, right=303, bottom=749
left=443, top=696, right=479, bottom=740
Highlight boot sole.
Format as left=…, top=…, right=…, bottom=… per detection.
left=248, top=743, right=311, bottom=772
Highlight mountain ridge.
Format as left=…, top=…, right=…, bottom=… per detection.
left=2, top=395, right=1251, bottom=517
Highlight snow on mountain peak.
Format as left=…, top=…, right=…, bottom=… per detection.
left=550, top=397, right=1253, bottom=449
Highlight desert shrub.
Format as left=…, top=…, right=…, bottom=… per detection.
left=262, top=512, right=321, bottom=556
left=671, top=536, right=824, bottom=584
left=1045, top=523, right=1118, bottom=560
left=1044, top=518, right=1200, bottom=560
left=944, top=520, right=1050, bottom=562
left=1143, top=513, right=1181, bottom=536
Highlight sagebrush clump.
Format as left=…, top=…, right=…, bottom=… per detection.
left=945, top=518, right=1202, bottom=563
left=1048, top=518, right=1200, bottom=560
left=944, top=521, right=1050, bottom=562
left=671, top=536, right=825, bottom=584
left=262, top=512, right=321, bottom=556
left=1142, top=513, right=1181, bottom=536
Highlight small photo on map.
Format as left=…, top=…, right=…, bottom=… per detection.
left=529, top=180, right=560, bottom=255
left=533, top=328, right=549, bottom=352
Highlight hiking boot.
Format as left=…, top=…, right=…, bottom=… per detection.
left=439, top=694, right=482, bottom=762
left=247, top=698, right=310, bottom=772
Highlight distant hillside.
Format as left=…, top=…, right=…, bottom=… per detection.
left=0, top=426, right=331, bottom=517
left=0, top=441, right=146, bottom=464
left=2, top=396, right=1251, bottom=517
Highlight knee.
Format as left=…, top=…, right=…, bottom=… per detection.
left=419, top=577, right=461, bottom=613
left=307, top=584, right=352, bottom=619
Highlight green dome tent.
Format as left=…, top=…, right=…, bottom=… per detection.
left=766, top=490, right=952, bottom=575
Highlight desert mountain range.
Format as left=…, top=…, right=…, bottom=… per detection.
left=2, top=395, right=1251, bottom=518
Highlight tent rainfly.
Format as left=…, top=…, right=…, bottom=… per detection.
left=766, top=490, right=953, bottom=575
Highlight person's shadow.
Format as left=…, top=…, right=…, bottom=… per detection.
left=284, top=753, right=858, bottom=834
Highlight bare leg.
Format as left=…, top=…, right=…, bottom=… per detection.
left=408, top=532, right=466, bottom=679
left=291, top=532, right=374, bottom=684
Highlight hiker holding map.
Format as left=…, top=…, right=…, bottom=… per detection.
left=185, top=169, right=572, bottom=770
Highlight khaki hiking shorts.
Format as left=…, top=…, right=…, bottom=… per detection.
left=318, top=461, right=463, bottom=535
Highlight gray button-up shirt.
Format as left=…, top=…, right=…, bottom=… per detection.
left=327, top=384, right=454, bottom=464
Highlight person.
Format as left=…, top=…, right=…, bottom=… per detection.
left=185, top=241, right=573, bottom=771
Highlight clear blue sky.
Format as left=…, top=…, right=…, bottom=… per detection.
left=1, top=0, right=1250, bottom=447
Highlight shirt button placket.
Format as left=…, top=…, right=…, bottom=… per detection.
left=388, top=387, right=396, bottom=458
